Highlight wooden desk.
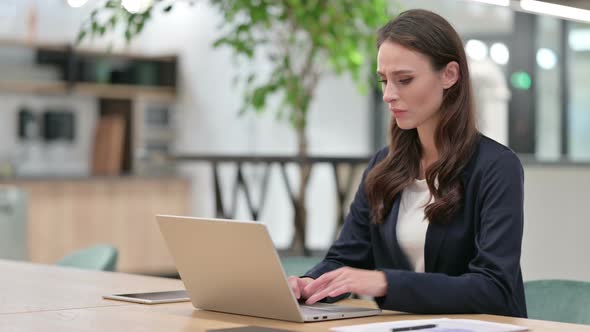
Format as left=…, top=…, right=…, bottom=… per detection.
left=0, top=260, right=183, bottom=314
left=2, top=260, right=590, bottom=331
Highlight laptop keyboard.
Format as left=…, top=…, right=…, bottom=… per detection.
left=300, top=304, right=371, bottom=314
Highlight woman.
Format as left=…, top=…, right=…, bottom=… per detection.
left=288, top=9, right=527, bottom=318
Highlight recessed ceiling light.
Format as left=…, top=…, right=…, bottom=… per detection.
left=67, top=0, right=88, bottom=8
left=536, top=48, right=557, bottom=70
left=122, top=0, right=154, bottom=14
left=469, top=0, right=510, bottom=6
left=490, top=43, right=510, bottom=65
left=466, top=39, right=488, bottom=61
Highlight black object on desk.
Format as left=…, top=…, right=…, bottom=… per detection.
left=391, top=323, right=437, bottom=331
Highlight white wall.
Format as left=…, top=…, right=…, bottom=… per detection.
left=522, top=166, right=590, bottom=281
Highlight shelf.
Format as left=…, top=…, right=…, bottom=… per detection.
left=73, top=48, right=177, bottom=62
left=0, top=81, right=175, bottom=102
left=74, top=82, right=176, bottom=101
left=0, top=38, right=68, bottom=52
left=0, top=38, right=178, bottom=101
left=0, top=81, right=68, bottom=95
left=0, top=38, right=176, bottom=61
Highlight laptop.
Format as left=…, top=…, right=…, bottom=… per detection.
left=156, top=215, right=382, bottom=322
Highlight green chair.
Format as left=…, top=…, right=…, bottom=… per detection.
left=280, top=256, right=322, bottom=277
left=57, top=245, right=118, bottom=272
left=525, top=279, right=590, bottom=325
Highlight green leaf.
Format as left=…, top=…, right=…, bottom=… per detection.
left=163, top=5, right=173, bottom=12
left=348, top=50, right=363, bottom=66
left=246, top=74, right=255, bottom=84
left=91, top=20, right=99, bottom=33
left=108, top=15, right=118, bottom=28
left=136, top=21, right=145, bottom=34
left=143, top=8, right=152, bottom=20
left=125, top=29, right=132, bottom=42
left=251, top=87, right=267, bottom=110
left=212, top=38, right=226, bottom=48
left=105, top=0, right=118, bottom=8
left=76, top=30, right=86, bottom=44
left=235, top=24, right=249, bottom=35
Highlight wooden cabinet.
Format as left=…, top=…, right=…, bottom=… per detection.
left=4, top=177, right=190, bottom=275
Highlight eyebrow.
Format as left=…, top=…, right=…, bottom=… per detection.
left=376, top=69, right=414, bottom=76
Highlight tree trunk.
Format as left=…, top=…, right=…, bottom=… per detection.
left=288, top=48, right=318, bottom=256
left=291, top=125, right=311, bottom=256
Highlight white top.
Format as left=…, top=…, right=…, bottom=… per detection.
left=396, top=178, right=432, bottom=273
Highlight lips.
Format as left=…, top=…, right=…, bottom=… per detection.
left=391, top=108, right=408, bottom=117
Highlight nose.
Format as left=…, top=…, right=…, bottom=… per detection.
left=382, top=81, right=399, bottom=104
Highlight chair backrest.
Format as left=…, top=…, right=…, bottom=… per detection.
left=525, top=279, right=590, bottom=325
left=0, top=186, right=28, bottom=260
left=280, top=256, right=322, bottom=277
left=57, top=244, right=118, bottom=272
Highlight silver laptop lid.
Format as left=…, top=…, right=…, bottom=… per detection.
left=157, top=215, right=305, bottom=322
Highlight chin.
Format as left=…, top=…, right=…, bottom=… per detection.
left=395, top=119, right=417, bottom=130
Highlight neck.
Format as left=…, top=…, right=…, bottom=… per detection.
left=417, top=123, right=438, bottom=165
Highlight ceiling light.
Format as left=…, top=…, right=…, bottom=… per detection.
left=122, top=0, right=153, bottom=14
left=465, top=40, right=488, bottom=61
left=569, top=29, right=590, bottom=51
left=490, top=43, right=510, bottom=65
left=521, top=0, right=590, bottom=23
left=469, top=0, right=510, bottom=6
left=67, top=0, right=88, bottom=8
left=536, top=48, right=557, bottom=70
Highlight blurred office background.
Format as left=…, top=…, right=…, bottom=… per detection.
left=0, top=0, right=588, bottom=282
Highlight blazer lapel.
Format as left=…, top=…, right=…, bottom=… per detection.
left=384, top=194, right=412, bottom=271
left=424, top=158, right=476, bottom=272
left=424, top=219, right=448, bottom=272
left=420, top=136, right=483, bottom=273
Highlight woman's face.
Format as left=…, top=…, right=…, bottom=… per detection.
left=377, top=41, right=458, bottom=131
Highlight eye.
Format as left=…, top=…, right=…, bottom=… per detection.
left=398, top=78, right=413, bottom=85
left=378, top=79, right=387, bottom=85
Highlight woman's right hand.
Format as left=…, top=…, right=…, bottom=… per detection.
left=287, top=276, right=314, bottom=300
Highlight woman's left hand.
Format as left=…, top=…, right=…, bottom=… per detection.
left=303, top=267, right=387, bottom=305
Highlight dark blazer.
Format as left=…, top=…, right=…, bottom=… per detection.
left=304, top=135, right=527, bottom=318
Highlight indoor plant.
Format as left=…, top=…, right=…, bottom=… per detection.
left=79, top=0, right=394, bottom=254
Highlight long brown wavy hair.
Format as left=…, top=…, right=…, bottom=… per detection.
left=365, top=9, right=479, bottom=225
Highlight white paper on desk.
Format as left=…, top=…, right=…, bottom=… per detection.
left=330, top=318, right=529, bottom=332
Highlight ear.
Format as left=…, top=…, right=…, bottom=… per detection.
left=441, top=61, right=460, bottom=89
